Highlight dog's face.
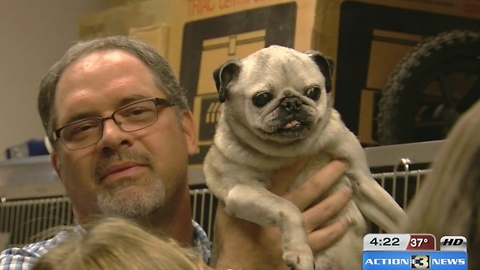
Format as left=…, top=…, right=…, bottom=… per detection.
left=213, top=45, right=334, bottom=145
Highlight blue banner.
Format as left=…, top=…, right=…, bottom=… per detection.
left=363, top=251, right=467, bottom=270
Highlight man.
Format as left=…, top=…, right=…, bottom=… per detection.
left=0, top=36, right=351, bottom=269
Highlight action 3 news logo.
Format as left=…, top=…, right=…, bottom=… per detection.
left=411, top=255, right=430, bottom=269
left=363, top=235, right=467, bottom=269
left=410, top=254, right=467, bottom=269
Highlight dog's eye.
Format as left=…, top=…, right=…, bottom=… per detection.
left=305, top=87, right=321, bottom=101
left=252, top=92, right=273, bottom=107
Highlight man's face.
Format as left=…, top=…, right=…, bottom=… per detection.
left=51, top=50, right=197, bottom=225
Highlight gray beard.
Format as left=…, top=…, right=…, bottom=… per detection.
left=93, top=150, right=165, bottom=221
left=96, top=174, right=166, bottom=220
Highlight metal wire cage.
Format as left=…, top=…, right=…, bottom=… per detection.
left=0, top=140, right=442, bottom=247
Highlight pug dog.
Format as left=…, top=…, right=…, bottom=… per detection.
left=203, top=45, right=407, bottom=270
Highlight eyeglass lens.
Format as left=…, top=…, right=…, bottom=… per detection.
left=59, top=99, right=159, bottom=150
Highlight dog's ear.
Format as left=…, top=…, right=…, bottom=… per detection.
left=213, top=59, right=241, bottom=103
left=304, top=50, right=335, bottom=93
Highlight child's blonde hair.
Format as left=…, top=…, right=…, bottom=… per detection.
left=402, top=100, right=480, bottom=270
left=32, top=217, right=212, bottom=270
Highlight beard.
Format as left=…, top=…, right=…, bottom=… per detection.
left=94, top=151, right=166, bottom=221
left=96, top=174, right=166, bottom=220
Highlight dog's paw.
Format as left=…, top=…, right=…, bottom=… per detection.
left=283, top=245, right=315, bottom=270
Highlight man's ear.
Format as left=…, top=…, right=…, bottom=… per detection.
left=181, top=110, right=198, bottom=155
left=50, top=152, right=65, bottom=185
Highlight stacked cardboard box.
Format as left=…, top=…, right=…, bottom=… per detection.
left=78, top=0, right=171, bottom=56
left=79, top=0, right=480, bottom=163
left=165, top=0, right=480, bottom=165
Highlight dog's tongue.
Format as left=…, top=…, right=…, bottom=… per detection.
left=282, top=120, right=301, bottom=129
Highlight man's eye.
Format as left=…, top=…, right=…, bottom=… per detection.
left=130, top=108, right=148, bottom=116
left=71, top=122, right=97, bottom=133
left=63, top=121, right=99, bottom=140
left=122, top=106, right=155, bottom=119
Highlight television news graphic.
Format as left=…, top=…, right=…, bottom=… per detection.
left=440, top=236, right=467, bottom=251
left=363, top=234, right=468, bottom=270
left=364, top=233, right=436, bottom=251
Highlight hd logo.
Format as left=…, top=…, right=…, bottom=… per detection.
left=411, top=255, right=430, bottom=269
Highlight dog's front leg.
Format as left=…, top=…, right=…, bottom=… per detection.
left=224, top=184, right=315, bottom=270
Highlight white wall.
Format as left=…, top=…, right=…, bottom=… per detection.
left=0, top=0, right=106, bottom=161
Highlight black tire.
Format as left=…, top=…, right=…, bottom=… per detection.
left=377, top=30, right=480, bottom=145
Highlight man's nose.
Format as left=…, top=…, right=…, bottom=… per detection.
left=96, top=118, right=131, bottom=150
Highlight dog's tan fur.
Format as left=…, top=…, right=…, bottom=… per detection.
left=203, top=45, right=407, bottom=270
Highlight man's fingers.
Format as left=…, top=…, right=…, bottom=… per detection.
left=308, top=218, right=351, bottom=252
left=303, top=186, right=353, bottom=232
left=284, top=159, right=348, bottom=210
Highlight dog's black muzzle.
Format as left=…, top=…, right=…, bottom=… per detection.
left=280, top=96, right=303, bottom=113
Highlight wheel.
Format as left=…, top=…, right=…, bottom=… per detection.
left=377, top=30, right=480, bottom=145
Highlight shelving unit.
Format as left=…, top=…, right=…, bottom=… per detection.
left=0, top=155, right=51, bottom=167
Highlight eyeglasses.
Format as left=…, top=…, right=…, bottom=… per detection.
left=53, top=97, right=174, bottom=150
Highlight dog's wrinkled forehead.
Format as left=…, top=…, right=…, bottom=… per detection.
left=240, top=46, right=323, bottom=83
left=212, top=45, right=334, bottom=103
left=245, top=46, right=312, bottom=71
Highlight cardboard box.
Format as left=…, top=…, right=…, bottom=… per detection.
left=166, top=0, right=480, bottom=165
left=78, top=6, right=129, bottom=40
left=122, top=0, right=172, bottom=30
left=106, top=0, right=146, bottom=8
left=168, top=0, right=321, bottom=164
left=78, top=9, right=110, bottom=40
left=129, top=22, right=170, bottom=56
left=78, top=0, right=172, bottom=41
left=316, top=0, right=480, bottom=145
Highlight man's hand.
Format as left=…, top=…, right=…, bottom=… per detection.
left=212, top=160, right=352, bottom=270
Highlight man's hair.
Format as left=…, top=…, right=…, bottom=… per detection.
left=38, top=36, right=189, bottom=144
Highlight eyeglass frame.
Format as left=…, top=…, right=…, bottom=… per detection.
left=52, top=97, right=174, bottom=150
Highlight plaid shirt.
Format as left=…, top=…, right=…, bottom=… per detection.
left=0, top=221, right=211, bottom=269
